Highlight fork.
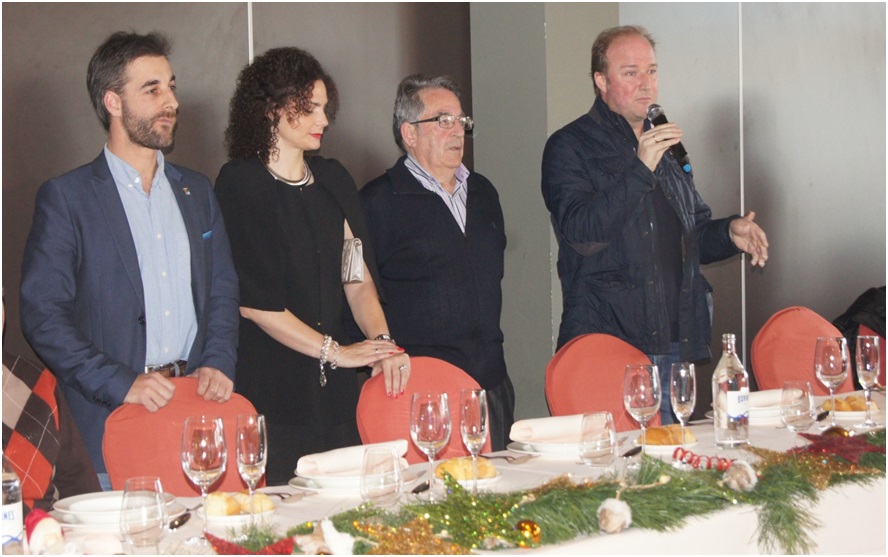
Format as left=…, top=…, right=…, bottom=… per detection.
left=483, top=454, right=537, bottom=465
left=263, top=491, right=315, bottom=504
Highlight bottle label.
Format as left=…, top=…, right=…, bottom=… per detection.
left=1, top=500, right=23, bottom=543
left=726, top=388, right=750, bottom=420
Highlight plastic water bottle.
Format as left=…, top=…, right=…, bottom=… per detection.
left=2, top=454, right=23, bottom=553
left=712, top=333, right=749, bottom=448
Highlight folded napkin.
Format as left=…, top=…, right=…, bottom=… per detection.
left=509, top=414, right=584, bottom=444
left=749, top=389, right=783, bottom=409
left=295, top=440, right=408, bottom=477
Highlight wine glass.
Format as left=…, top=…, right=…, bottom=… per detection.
left=669, top=362, right=696, bottom=448
left=120, top=476, right=167, bottom=554
left=409, top=392, right=451, bottom=501
left=459, top=389, right=489, bottom=495
left=855, top=336, right=883, bottom=430
left=181, top=416, right=227, bottom=543
left=236, top=414, right=267, bottom=524
left=814, top=337, right=850, bottom=428
left=781, top=380, right=815, bottom=432
left=623, top=364, right=661, bottom=455
left=360, top=447, right=403, bottom=508
left=578, top=412, right=616, bottom=470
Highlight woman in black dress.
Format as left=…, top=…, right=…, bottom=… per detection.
left=215, top=47, right=411, bottom=485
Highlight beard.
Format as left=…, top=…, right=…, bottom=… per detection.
left=121, top=102, right=178, bottom=154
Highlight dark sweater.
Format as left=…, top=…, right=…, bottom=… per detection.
left=361, top=157, right=508, bottom=389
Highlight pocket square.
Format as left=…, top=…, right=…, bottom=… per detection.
left=202, top=230, right=213, bottom=240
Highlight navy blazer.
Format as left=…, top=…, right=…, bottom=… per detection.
left=20, top=153, right=239, bottom=472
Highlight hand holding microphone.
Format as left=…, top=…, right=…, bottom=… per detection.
left=642, top=104, right=692, bottom=173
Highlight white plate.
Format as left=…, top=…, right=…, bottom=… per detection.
left=52, top=502, right=185, bottom=528
left=455, top=472, right=502, bottom=489
left=53, top=491, right=177, bottom=525
left=633, top=439, right=698, bottom=456
left=289, top=470, right=417, bottom=491
left=201, top=508, right=275, bottom=525
left=506, top=442, right=578, bottom=460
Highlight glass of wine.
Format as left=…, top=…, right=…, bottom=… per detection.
left=814, top=337, right=850, bottom=428
left=236, top=414, right=267, bottom=524
left=181, top=416, right=226, bottom=544
left=780, top=380, right=815, bottom=432
left=119, top=476, right=166, bottom=554
left=623, top=364, right=661, bottom=455
left=459, top=389, right=489, bottom=495
left=670, top=362, right=696, bottom=448
left=855, top=336, right=883, bottom=430
left=409, top=392, right=451, bottom=501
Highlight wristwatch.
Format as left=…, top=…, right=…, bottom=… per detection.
left=374, top=334, right=396, bottom=344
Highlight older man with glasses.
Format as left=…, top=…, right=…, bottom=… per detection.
left=361, top=75, right=515, bottom=450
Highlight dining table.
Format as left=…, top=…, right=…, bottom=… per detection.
left=52, top=391, right=885, bottom=555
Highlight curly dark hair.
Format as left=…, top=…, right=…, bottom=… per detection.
left=225, top=47, right=339, bottom=162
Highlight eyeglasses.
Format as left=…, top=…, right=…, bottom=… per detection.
left=410, top=113, right=474, bottom=132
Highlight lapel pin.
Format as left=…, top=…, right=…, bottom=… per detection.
left=182, top=187, right=191, bottom=196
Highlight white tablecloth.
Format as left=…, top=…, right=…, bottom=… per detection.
left=61, top=393, right=886, bottom=555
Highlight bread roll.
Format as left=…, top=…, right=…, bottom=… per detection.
left=823, top=395, right=878, bottom=412
left=435, top=456, right=497, bottom=480
left=233, top=491, right=275, bottom=513
left=205, top=492, right=241, bottom=516
left=637, top=424, right=697, bottom=445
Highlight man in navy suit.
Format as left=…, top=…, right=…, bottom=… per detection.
left=20, top=31, right=239, bottom=486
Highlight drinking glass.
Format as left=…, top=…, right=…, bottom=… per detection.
left=236, top=414, right=267, bottom=524
left=409, top=392, right=451, bottom=501
left=578, top=412, right=616, bottom=469
left=780, top=380, right=815, bottom=432
left=459, top=389, right=489, bottom=495
left=814, top=337, right=850, bottom=428
left=855, top=336, right=883, bottom=429
left=181, top=416, right=226, bottom=543
left=360, top=447, right=403, bottom=508
left=623, top=364, right=661, bottom=455
left=669, top=362, right=696, bottom=448
left=120, top=476, right=166, bottom=554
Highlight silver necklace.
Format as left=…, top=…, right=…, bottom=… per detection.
left=265, top=160, right=312, bottom=186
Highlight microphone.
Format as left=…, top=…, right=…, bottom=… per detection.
left=647, top=104, right=691, bottom=173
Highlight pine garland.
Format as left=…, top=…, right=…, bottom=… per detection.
left=234, top=430, right=885, bottom=555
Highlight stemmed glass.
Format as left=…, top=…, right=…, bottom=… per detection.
left=236, top=414, right=267, bottom=524
left=623, top=364, right=661, bottom=455
left=670, top=362, right=696, bottom=448
left=120, top=476, right=167, bottom=554
left=360, top=447, right=403, bottom=508
left=409, top=392, right=451, bottom=501
left=814, top=337, right=850, bottom=428
left=855, top=336, right=883, bottom=430
left=181, top=416, right=227, bottom=544
left=459, top=389, right=489, bottom=495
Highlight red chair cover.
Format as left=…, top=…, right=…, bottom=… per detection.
left=545, top=333, right=662, bottom=432
left=858, top=324, right=886, bottom=386
left=103, top=377, right=261, bottom=496
left=356, top=356, right=491, bottom=464
left=750, top=306, right=853, bottom=396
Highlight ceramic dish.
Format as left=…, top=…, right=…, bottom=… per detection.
left=633, top=440, right=698, bottom=456
left=289, top=470, right=417, bottom=491
left=51, top=502, right=185, bottom=528
left=53, top=491, right=177, bottom=525
left=455, top=472, right=502, bottom=489
left=506, top=441, right=578, bottom=460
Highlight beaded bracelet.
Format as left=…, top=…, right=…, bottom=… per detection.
left=330, top=341, right=341, bottom=370
left=319, top=335, right=333, bottom=387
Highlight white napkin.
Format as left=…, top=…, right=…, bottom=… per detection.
left=295, top=440, right=408, bottom=477
left=749, top=389, right=783, bottom=409
left=509, top=414, right=584, bottom=444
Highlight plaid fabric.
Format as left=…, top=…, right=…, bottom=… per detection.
left=2, top=353, right=61, bottom=513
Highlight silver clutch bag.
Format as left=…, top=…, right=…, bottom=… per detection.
left=342, top=237, right=365, bottom=283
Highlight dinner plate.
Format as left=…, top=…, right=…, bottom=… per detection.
left=633, top=440, right=698, bottom=456
left=456, top=472, right=502, bottom=489
left=201, top=508, right=275, bottom=525
left=51, top=502, right=186, bottom=529
left=289, top=470, right=418, bottom=491
left=506, top=441, right=578, bottom=460
left=53, top=491, right=178, bottom=525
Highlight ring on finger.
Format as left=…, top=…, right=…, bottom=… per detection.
left=375, top=348, right=379, bottom=354
left=398, top=365, right=408, bottom=372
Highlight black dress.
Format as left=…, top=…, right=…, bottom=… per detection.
left=215, top=156, right=377, bottom=484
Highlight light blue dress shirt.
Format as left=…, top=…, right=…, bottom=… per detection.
left=104, top=146, right=197, bottom=366
left=405, top=155, right=470, bottom=234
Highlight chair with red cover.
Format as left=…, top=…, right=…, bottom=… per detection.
left=750, top=306, right=854, bottom=396
left=103, top=377, right=261, bottom=496
left=545, top=333, right=662, bottom=432
left=356, top=356, right=492, bottom=464
left=858, top=324, right=886, bottom=387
